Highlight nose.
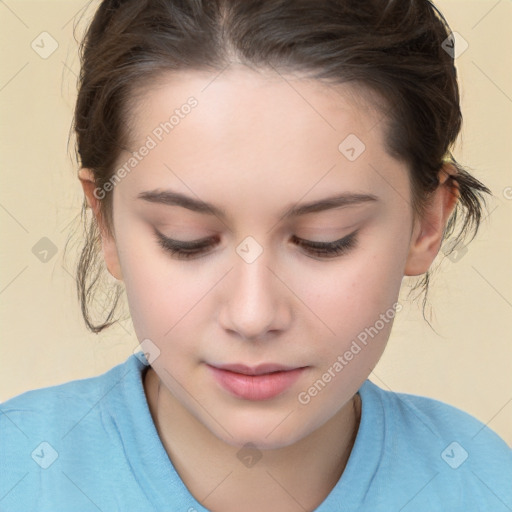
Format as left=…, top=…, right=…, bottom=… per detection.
left=218, top=244, right=292, bottom=342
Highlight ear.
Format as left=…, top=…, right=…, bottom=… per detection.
left=404, top=165, right=460, bottom=276
left=78, top=168, right=123, bottom=281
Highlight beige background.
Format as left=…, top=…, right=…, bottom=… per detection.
left=1, top=0, right=511, bottom=445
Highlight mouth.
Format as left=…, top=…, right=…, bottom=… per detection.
left=211, top=362, right=303, bottom=376
left=206, top=363, right=308, bottom=401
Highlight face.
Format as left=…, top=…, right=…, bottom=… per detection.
left=91, top=67, right=436, bottom=450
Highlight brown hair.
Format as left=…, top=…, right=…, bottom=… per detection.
left=67, top=0, right=492, bottom=333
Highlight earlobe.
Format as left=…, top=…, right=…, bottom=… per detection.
left=78, top=168, right=100, bottom=215
left=78, top=168, right=124, bottom=281
left=102, top=237, right=124, bottom=281
left=404, top=217, right=439, bottom=277
left=404, top=166, right=460, bottom=277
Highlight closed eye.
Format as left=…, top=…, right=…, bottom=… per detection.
left=291, top=231, right=358, bottom=258
left=154, top=229, right=359, bottom=260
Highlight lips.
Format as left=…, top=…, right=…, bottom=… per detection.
left=207, top=363, right=307, bottom=400
left=213, top=362, right=300, bottom=376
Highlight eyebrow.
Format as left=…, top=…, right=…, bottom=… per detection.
left=137, top=189, right=379, bottom=220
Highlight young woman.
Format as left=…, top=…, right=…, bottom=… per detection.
left=1, top=1, right=511, bottom=511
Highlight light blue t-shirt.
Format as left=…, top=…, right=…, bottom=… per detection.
left=1, top=352, right=511, bottom=511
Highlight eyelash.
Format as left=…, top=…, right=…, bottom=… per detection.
left=155, top=230, right=359, bottom=260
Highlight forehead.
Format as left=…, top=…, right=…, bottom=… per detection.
left=127, top=66, right=386, bottom=148
left=117, top=67, right=406, bottom=213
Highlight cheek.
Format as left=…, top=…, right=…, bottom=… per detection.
left=116, top=230, right=206, bottom=342
left=295, top=235, right=406, bottom=334
left=291, top=230, right=407, bottom=391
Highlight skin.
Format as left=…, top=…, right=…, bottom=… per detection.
left=79, top=66, right=459, bottom=511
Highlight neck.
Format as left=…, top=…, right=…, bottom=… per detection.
left=144, top=367, right=361, bottom=512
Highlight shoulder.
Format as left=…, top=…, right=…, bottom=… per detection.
left=368, top=380, right=511, bottom=451
left=0, top=353, right=168, bottom=511
left=363, top=379, right=512, bottom=463
left=0, top=353, right=145, bottom=445
left=2, top=354, right=139, bottom=415
left=357, top=379, right=512, bottom=510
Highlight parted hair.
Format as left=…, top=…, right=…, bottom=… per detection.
left=68, top=0, right=491, bottom=333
